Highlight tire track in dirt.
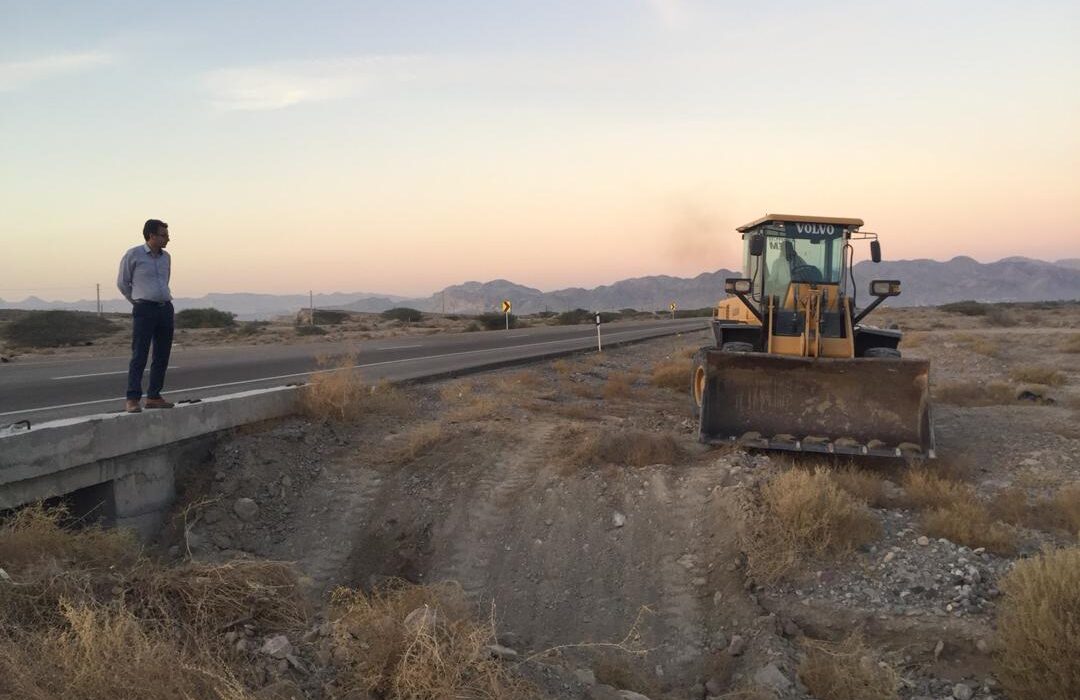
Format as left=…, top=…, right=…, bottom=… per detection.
left=270, top=455, right=385, bottom=591
left=433, top=422, right=558, bottom=601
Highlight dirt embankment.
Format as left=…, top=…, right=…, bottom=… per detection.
left=5, top=306, right=1080, bottom=700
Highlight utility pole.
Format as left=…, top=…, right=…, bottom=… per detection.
left=96, top=283, right=101, bottom=316
left=309, top=290, right=314, bottom=325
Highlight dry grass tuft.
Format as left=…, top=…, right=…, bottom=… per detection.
left=602, top=371, right=637, bottom=400
left=934, top=380, right=1016, bottom=406
left=900, top=331, right=927, bottom=348
left=1060, top=334, right=1080, bottom=353
left=900, top=469, right=974, bottom=510
left=921, top=501, right=1016, bottom=554
left=830, top=467, right=890, bottom=508
left=798, top=631, right=899, bottom=700
left=551, top=359, right=574, bottom=375
left=302, top=356, right=411, bottom=421
left=593, top=652, right=661, bottom=697
left=0, top=603, right=252, bottom=700
left=566, top=429, right=682, bottom=469
left=439, top=378, right=475, bottom=403
left=389, top=422, right=446, bottom=463
left=953, top=332, right=1000, bottom=356
left=995, top=546, right=1080, bottom=700
left=1010, top=365, right=1067, bottom=386
left=0, top=505, right=306, bottom=696
left=447, top=395, right=501, bottom=423
left=493, top=370, right=545, bottom=393
left=328, top=580, right=531, bottom=699
left=651, top=357, right=692, bottom=391
left=991, top=483, right=1080, bottom=537
left=745, top=469, right=880, bottom=583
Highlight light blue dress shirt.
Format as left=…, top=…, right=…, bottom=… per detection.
left=117, top=243, right=172, bottom=303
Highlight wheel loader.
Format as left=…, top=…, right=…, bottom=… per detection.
left=690, top=214, right=934, bottom=458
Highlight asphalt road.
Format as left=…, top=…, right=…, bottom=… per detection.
left=0, top=318, right=709, bottom=426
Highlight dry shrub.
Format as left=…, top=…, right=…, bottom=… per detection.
left=439, top=378, right=475, bottom=403
left=603, top=371, right=637, bottom=400
left=921, top=501, right=1016, bottom=554
left=494, top=370, right=544, bottom=393
left=328, top=581, right=531, bottom=699
left=1060, top=334, right=1080, bottom=353
left=567, top=430, right=682, bottom=469
left=995, top=546, right=1080, bottom=700
left=953, top=332, right=1000, bottom=356
left=0, top=505, right=139, bottom=628
left=1010, top=365, right=1067, bottom=386
left=745, top=469, right=880, bottom=583
left=0, top=504, right=305, bottom=640
left=992, top=483, right=1080, bottom=537
left=935, top=380, right=1016, bottom=406
left=830, top=467, right=890, bottom=508
left=651, top=358, right=692, bottom=391
left=529, top=401, right=598, bottom=421
left=798, top=631, right=899, bottom=700
left=302, top=356, right=411, bottom=421
left=390, top=422, right=445, bottom=463
left=0, top=603, right=251, bottom=700
left=566, top=380, right=600, bottom=400
left=551, top=359, right=574, bottom=375
left=900, top=469, right=974, bottom=509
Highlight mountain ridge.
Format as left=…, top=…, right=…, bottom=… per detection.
left=4, top=257, right=1080, bottom=319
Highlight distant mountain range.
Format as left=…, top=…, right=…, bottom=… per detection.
left=4, top=257, right=1080, bottom=319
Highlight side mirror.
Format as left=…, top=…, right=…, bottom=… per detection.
left=869, top=279, right=901, bottom=297
left=725, top=278, right=753, bottom=294
left=749, top=234, right=764, bottom=257
left=870, top=240, right=882, bottom=263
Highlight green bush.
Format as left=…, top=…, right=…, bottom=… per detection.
left=296, top=325, right=327, bottom=336
left=557, top=308, right=593, bottom=325
left=678, top=307, right=715, bottom=318
left=312, top=310, right=349, bottom=325
left=175, top=308, right=235, bottom=329
left=381, top=307, right=424, bottom=323
left=476, top=312, right=518, bottom=330
left=1, top=311, right=117, bottom=348
left=940, top=300, right=988, bottom=316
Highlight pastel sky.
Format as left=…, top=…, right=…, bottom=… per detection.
left=2, top=0, right=1078, bottom=301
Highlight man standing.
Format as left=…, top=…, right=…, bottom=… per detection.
left=117, top=219, right=175, bottom=413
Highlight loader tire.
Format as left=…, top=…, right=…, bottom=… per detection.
left=690, top=347, right=710, bottom=419
left=864, top=347, right=902, bottom=359
left=722, top=341, right=754, bottom=353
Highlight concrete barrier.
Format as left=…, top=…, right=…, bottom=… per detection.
left=0, top=386, right=300, bottom=537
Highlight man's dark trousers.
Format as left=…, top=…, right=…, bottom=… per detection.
left=126, top=301, right=174, bottom=400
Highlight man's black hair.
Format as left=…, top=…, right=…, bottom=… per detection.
left=143, top=219, right=168, bottom=241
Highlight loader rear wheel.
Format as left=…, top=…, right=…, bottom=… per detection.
left=864, top=347, right=902, bottom=359
left=690, top=348, right=709, bottom=418
left=722, top=341, right=754, bottom=353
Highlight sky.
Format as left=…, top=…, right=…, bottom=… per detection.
left=1, top=0, right=1078, bottom=301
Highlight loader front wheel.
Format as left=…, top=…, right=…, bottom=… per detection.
left=690, top=348, right=709, bottom=418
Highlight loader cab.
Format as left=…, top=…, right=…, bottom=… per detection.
left=740, top=217, right=856, bottom=303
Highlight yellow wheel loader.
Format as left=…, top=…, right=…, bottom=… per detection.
left=691, top=214, right=934, bottom=458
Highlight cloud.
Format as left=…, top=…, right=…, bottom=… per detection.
left=203, top=56, right=419, bottom=111
left=0, top=51, right=114, bottom=92
left=646, top=0, right=691, bottom=28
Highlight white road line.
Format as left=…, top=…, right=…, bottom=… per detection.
left=0, top=325, right=704, bottom=418
left=53, top=367, right=180, bottom=380
left=382, top=344, right=423, bottom=349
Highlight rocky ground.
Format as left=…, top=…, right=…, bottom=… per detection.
left=147, top=305, right=1079, bottom=700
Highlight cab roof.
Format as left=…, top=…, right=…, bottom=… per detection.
left=736, top=214, right=864, bottom=233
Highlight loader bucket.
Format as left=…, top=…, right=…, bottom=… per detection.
left=698, top=352, right=934, bottom=458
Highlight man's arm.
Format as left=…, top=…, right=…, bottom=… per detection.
left=117, top=248, right=135, bottom=303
